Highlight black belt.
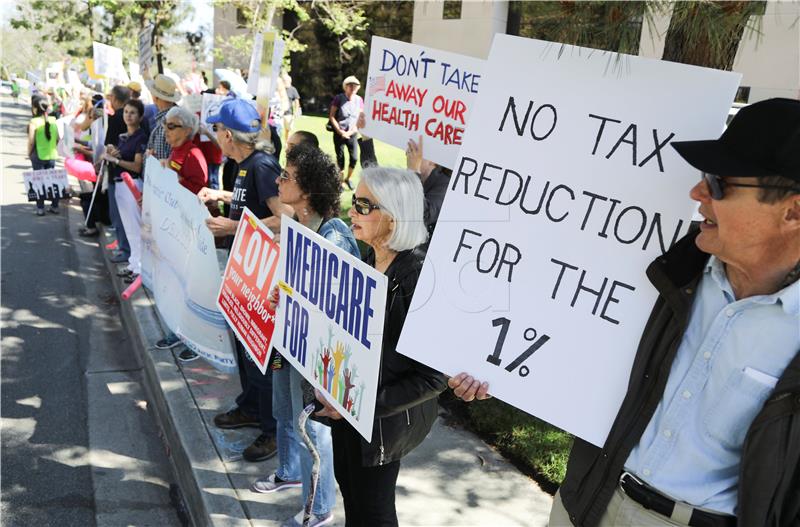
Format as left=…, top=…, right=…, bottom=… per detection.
left=619, top=472, right=736, bottom=527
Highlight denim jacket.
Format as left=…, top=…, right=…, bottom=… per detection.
left=318, top=217, right=360, bottom=259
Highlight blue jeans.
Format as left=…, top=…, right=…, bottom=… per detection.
left=31, top=157, right=59, bottom=210
left=208, top=164, right=220, bottom=190
left=107, top=181, right=130, bottom=257
left=272, top=365, right=336, bottom=515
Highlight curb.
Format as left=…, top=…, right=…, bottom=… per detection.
left=100, top=228, right=251, bottom=527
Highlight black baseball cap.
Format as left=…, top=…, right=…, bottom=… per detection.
left=672, top=98, right=800, bottom=183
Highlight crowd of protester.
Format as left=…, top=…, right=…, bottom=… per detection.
left=19, top=57, right=800, bottom=527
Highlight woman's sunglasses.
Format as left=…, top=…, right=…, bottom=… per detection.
left=165, top=123, right=184, bottom=130
left=702, top=172, right=800, bottom=200
left=351, top=195, right=380, bottom=215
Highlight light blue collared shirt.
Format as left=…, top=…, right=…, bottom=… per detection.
left=624, top=256, right=800, bottom=514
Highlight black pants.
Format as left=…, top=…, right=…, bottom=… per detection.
left=331, top=420, right=401, bottom=527
left=234, top=340, right=276, bottom=436
left=333, top=133, right=358, bottom=170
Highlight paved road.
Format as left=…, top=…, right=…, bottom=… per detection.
left=1, top=95, right=181, bottom=527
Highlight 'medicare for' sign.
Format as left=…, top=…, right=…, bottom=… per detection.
left=362, top=36, right=483, bottom=169
left=274, top=217, right=387, bottom=441
left=217, top=208, right=280, bottom=374
left=397, top=36, right=740, bottom=446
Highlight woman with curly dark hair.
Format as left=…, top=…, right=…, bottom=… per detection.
left=251, top=141, right=359, bottom=527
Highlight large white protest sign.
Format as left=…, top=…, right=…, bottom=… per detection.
left=397, top=36, right=740, bottom=447
left=45, top=62, right=64, bottom=88
left=249, top=31, right=285, bottom=102
left=138, top=25, right=154, bottom=71
left=140, top=157, right=236, bottom=373
left=363, top=36, right=483, bottom=169
left=92, top=42, right=128, bottom=81
left=23, top=169, right=70, bottom=201
left=274, top=217, right=387, bottom=440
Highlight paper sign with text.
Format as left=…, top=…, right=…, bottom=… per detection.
left=274, top=217, right=388, bottom=440
left=138, top=25, right=154, bottom=71
left=362, top=36, right=484, bottom=169
left=92, top=42, right=128, bottom=81
left=23, top=169, right=69, bottom=202
left=217, top=208, right=280, bottom=374
left=140, top=157, right=236, bottom=373
left=396, top=36, right=740, bottom=446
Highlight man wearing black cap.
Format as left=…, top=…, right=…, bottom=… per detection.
left=451, top=98, right=800, bottom=526
left=198, top=98, right=293, bottom=462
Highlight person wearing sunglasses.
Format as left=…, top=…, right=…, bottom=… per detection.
left=163, top=106, right=208, bottom=196
left=453, top=98, right=800, bottom=527
left=198, top=98, right=294, bottom=465
left=314, top=166, right=448, bottom=527
left=252, top=142, right=359, bottom=527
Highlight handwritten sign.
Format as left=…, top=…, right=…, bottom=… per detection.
left=274, top=217, right=387, bottom=440
left=140, top=157, right=236, bottom=373
left=217, top=208, right=280, bottom=374
left=396, top=36, right=740, bottom=446
left=23, top=169, right=69, bottom=202
left=362, top=36, right=484, bottom=169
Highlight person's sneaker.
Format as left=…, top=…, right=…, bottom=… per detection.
left=213, top=407, right=260, bottom=429
left=105, top=239, right=119, bottom=250
left=47, top=206, right=59, bottom=214
left=251, top=473, right=301, bottom=494
left=109, top=251, right=129, bottom=263
left=344, top=180, right=354, bottom=191
left=155, top=334, right=182, bottom=349
left=79, top=227, right=99, bottom=237
left=178, top=349, right=199, bottom=362
left=36, top=208, right=45, bottom=217
left=280, top=510, right=333, bottom=527
left=123, top=273, right=139, bottom=284
left=117, top=268, right=134, bottom=278
left=242, top=434, right=277, bottom=462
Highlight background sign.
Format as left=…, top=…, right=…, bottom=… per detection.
left=362, top=36, right=484, bottom=169
left=273, top=217, right=388, bottom=440
left=23, top=169, right=69, bottom=201
left=250, top=31, right=285, bottom=105
left=397, top=36, right=740, bottom=446
left=92, top=42, right=128, bottom=81
left=140, top=157, right=236, bottom=373
left=138, top=25, right=154, bottom=72
left=217, top=208, right=280, bottom=374
left=200, top=93, right=227, bottom=141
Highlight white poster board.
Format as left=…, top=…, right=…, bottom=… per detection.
left=362, top=36, right=484, bottom=169
left=200, top=93, right=227, bottom=141
left=92, top=42, right=128, bottom=81
left=396, top=36, right=741, bottom=447
left=138, top=25, right=154, bottom=72
left=140, top=157, right=236, bottom=373
left=248, top=31, right=285, bottom=100
left=274, top=217, right=388, bottom=441
left=23, top=169, right=70, bottom=201
left=45, top=62, right=65, bottom=88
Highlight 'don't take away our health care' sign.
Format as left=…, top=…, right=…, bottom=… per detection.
left=362, top=36, right=484, bottom=169
left=396, top=36, right=741, bottom=447
left=217, top=207, right=280, bottom=374
left=274, top=217, right=387, bottom=441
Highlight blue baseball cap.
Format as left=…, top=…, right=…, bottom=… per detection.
left=206, top=98, right=261, bottom=133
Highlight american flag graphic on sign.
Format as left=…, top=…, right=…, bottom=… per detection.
left=368, top=76, right=386, bottom=95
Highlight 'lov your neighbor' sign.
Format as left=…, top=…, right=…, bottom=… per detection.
left=362, top=36, right=483, bottom=169
left=397, top=36, right=740, bottom=446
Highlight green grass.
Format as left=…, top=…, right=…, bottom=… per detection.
left=287, top=113, right=407, bottom=219
left=466, top=397, right=574, bottom=489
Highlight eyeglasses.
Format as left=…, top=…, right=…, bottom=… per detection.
left=278, top=170, right=296, bottom=182
left=212, top=124, right=221, bottom=132
left=165, top=123, right=183, bottom=130
left=351, top=195, right=380, bottom=215
left=702, top=172, right=800, bottom=200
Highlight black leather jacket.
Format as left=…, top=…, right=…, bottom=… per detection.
left=354, top=246, right=448, bottom=467
left=559, top=230, right=800, bottom=526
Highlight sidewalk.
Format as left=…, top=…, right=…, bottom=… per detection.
left=98, top=221, right=554, bottom=527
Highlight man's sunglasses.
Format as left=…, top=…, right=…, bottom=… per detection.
left=351, top=195, right=380, bottom=215
left=165, top=123, right=184, bottom=130
left=703, top=172, right=800, bottom=200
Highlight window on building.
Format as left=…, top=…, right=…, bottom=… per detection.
left=236, top=8, right=248, bottom=28
left=734, top=86, right=751, bottom=104
left=443, top=0, right=462, bottom=20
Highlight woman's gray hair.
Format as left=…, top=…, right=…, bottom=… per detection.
left=230, top=127, right=276, bottom=155
left=359, top=166, right=428, bottom=251
left=166, top=106, right=199, bottom=137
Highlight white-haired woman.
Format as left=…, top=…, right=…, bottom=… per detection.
left=316, top=166, right=448, bottom=527
left=164, top=105, right=208, bottom=195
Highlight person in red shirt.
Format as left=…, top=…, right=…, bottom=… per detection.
left=163, top=106, right=208, bottom=194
